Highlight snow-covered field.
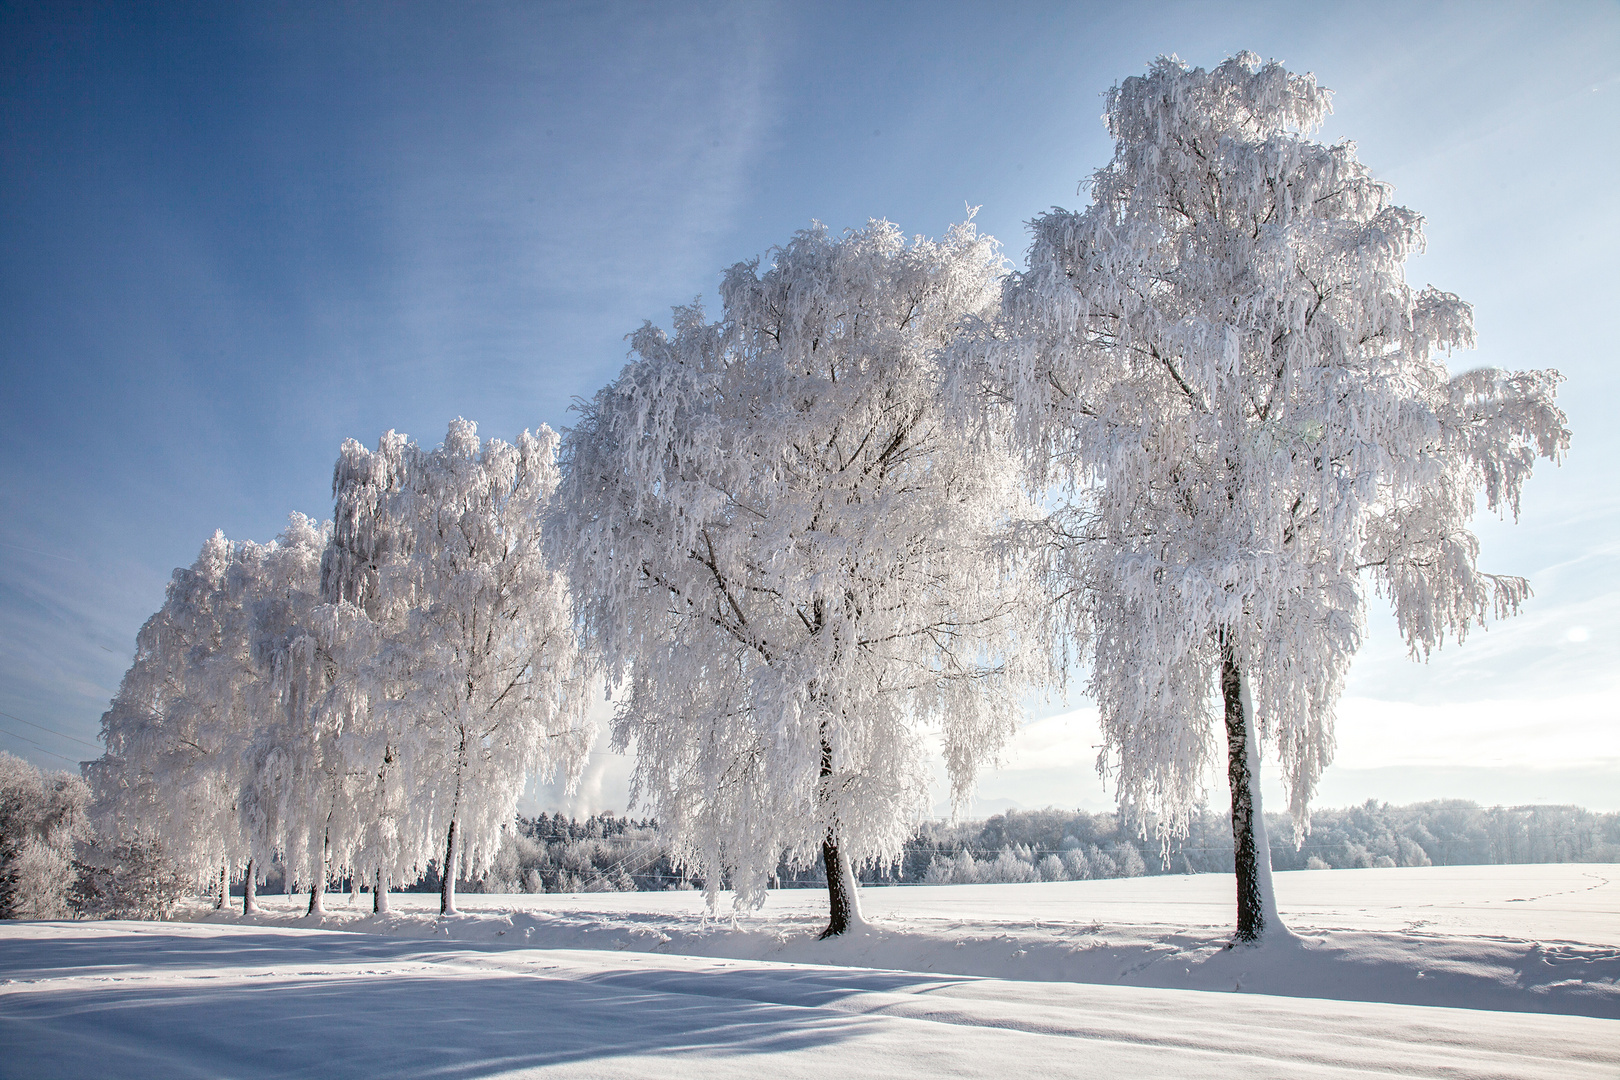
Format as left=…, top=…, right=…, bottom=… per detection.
left=3, top=865, right=1616, bottom=1078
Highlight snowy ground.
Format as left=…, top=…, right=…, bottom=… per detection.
left=196, top=863, right=1620, bottom=1013
left=2, top=865, right=1616, bottom=1078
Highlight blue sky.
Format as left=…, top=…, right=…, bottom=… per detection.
left=2, top=1, right=1615, bottom=815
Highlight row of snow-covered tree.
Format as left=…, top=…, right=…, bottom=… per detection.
left=206, top=812, right=687, bottom=898
left=88, top=424, right=594, bottom=916
left=86, top=53, right=1569, bottom=942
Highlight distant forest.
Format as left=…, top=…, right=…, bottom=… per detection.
left=404, top=800, right=1617, bottom=896
left=864, top=801, right=1620, bottom=888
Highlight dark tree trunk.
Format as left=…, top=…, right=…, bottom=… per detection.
left=214, top=865, right=227, bottom=909
left=819, top=834, right=854, bottom=939
left=442, top=730, right=467, bottom=917
left=308, top=825, right=331, bottom=916
left=374, top=867, right=389, bottom=914
left=243, top=859, right=257, bottom=915
left=1222, top=645, right=1264, bottom=942
left=440, top=820, right=458, bottom=916
left=817, top=732, right=857, bottom=939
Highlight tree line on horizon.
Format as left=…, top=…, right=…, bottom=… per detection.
left=13, top=763, right=1614, bottom=922
left=47, top=52, right=1571, bottom=944
left=293, top=800, right=1620, bottom=893
left=303, top=800, right=1620, bottom=896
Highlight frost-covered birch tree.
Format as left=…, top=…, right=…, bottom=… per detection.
left=560, top=220, right=1049, bottom=937
left=967, top=54, right=1568, bottom=942
left=320, top=431, right=414, bottom=912
left=240, top=514, right=369, bottom=916
left=330, top=421, right=594, bottom=915
left=89, top=514, right=337, bottom=914
left=91, top=529, right=261, bottom=903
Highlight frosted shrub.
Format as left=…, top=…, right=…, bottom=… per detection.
left=1341, top=842, right=1372, bottom=869
left=951, top=850, right=983, bottom=884
left=1397, top=838, right=1432, bottom=868
left=69, top=837, right=188, bottom=921
left=990, top=847, right=1037, bottom=883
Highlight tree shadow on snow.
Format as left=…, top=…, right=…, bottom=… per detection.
left=0, top=926, right=971, bottom=1080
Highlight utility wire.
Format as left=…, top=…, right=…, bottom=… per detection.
left=0, top=726, right=85, bottom=768
left=0, top=709, right=102, bottom=751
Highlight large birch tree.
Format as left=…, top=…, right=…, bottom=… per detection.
left=966, top=54, right=1569, bottom=942
left=560, top=220, right=1050, bottom=937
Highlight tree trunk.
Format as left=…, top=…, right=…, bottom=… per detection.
left=442, top=729, right=466, bottom=917
left=440, top=820, right=458, bottom=916
left=818, top=834, right=862, bottom=939
left=817, top=733, right=863, bottom=939
left=307, top=826, right=330, bottom=916
left=243, top=858, right=258, bottom=915
left=374, top=867, right=389, bottom=914
left=214, top=864, right=227, bottom=909
left=1222, top=645, right=1279, bottom=943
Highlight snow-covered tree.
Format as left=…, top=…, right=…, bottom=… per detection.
left=89, top=515, right=340, bottom=914
left=319, top=430, right=415, bottom=912
left=560, top=220, right=1050, bottom=936
left=234, top=514, right=352, bottom=915
left=89, top=530, right=260, bottom=901
left=67, top=835, right=190, bottom=920
left=966, top=54, right=1568, bottom=941
left=0, top=752, right=91, bottom=919
left=330, top=421, right=595, bottom=915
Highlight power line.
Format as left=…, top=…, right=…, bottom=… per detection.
left=0, top=726, right=85, bottom=768
left=0, top=539, right=85, bottom=565
left=0, top=709, right=102, bottom=751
